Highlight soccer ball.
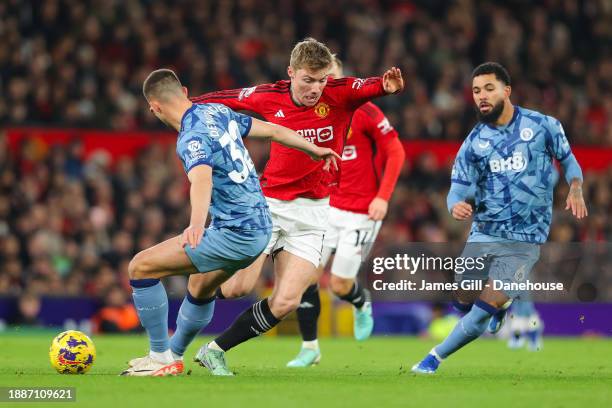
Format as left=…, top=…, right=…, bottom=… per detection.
left=49, top=330, right=96, bottom=374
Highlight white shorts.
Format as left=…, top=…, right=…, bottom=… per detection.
left=321, top=207, right=382, bottom=279
left=263, top=197, right=330, bottom=267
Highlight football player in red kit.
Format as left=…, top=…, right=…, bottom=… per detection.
left=287, top=57, right=406, bottom=367
left=180, top=38, right=404, bottom=375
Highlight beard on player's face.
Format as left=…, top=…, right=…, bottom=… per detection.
left=475, top=98, right=505, bottom=124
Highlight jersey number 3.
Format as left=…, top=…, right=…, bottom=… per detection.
left=219, top=120, right=255, bottom=184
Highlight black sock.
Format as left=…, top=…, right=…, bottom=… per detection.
left=214, top=298, right=280, bottom=351
left=215, top=287, right=226, bottom=300
left=296, top=284, right=320, bottom=342
left=338, top=282, right=369, bottom=309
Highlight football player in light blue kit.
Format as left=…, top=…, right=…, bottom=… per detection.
left=122, top=69, right=339, bottom=376
left=412, top=62, right=588, bottom=374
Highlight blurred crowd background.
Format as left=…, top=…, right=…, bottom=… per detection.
left=0, top=0, right=610, bottom=331
left=1, top=0, right=611, bottom=144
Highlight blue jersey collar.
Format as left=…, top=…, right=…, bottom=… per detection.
left=180, top=103, right=197, bottom=132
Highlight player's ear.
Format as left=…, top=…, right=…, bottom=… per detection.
left=182, top=86, right=188, bottom=97
left=504, top=85, right=511, bottom=98
left=287, top=66, right=294, bottom=79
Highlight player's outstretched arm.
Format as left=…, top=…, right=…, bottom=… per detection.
left=247, top=118, right=341, bottom=171
left=180, top=165, right=213, bottom=249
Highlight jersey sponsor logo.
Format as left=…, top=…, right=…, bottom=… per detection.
left=489, top=151, right=528, bottom=173
left=352, top=78, right=365, bottom=89
left=314, top=102, right=330, bottom=118
left=376, top=118, right=394, bottom=135
left=274, top=109, right=285, bottom=118
left=186, top=139, right=208, bottom=165
left=187, top=140, right=201, bottom=152
left=238, top=86, right=256, bottom=101
left=520, top=127, right=534, bottom=141
left=342, top=145, right=357, bottom=161
left=297, top=126, right=334, bottom=143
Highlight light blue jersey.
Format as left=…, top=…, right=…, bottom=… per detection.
left=449, top=106, right=582, bottom=244
left=177, top=103, right=272, bottom=232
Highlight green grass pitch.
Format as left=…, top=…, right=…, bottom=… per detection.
left=1, top=333, right=611, bottom=407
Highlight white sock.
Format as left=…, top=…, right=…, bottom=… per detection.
left=150, top=349, right=174, bottom=364
left=171, top=351, right=183, bottom=361
left=302, top=340, right=319, bottom=350
left=208, top=341, right=224, bottom=352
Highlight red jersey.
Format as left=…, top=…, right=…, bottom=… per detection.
left=331, top=102, right=405, bottom=214
left=191, top=77, right=387, bottom=200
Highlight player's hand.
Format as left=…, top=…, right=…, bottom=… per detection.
left=382, top=67, right=404, bottom=94
left=180, top=225, right=205, bottom=249
left=451, top=201, right=473, bottom=220
left=308, top=146, right=341, bottom=171
left=368, top=197, right=388, bottom=221
left=565, top=183, right=588, bottom=220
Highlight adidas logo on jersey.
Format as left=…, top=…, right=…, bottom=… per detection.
left=274, top=110, right=285, bottom=118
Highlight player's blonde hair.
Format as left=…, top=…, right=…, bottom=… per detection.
left=289, top=38, right=333, bottom=71
left=142, top=68, right=183, bottom=101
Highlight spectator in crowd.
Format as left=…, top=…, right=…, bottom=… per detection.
left=92, top=285, right=141, bottom=333
left=0, top=0, right=610, bottom=145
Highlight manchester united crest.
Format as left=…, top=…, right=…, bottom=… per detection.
left=314, top=102, right=330, bottom=118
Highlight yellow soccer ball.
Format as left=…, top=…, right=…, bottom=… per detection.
left=49, top=330, right=96, bottom=374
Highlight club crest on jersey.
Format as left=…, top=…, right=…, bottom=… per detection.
left=238, top=86, right=256, bottom=101
left=478, top=140, right=490, bottom=149
left=187, top=140, right=201, bottom=152
left=314, top=102, right=330, bottom=118
left=520, top=127, right=534, bottom=141
left=489, top=151, right=528, bottom=173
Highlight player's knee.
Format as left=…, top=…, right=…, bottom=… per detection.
left=330, top=275, right=353, bottom=296
left=269, top=294, right=300, bottom=318
left=128, top=252, right=150, bottom=280
left=223, top=286, right=249, bottom=299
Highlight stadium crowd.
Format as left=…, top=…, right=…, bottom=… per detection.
left=0, top=0, right=611, bottom=144
left=0, top=0, right=610, bottom=304
left=0, top=131, right=609, bottom=300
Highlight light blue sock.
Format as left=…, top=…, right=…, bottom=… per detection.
left=512, top=300, right=535, bottom=317
left=170, top=293, right=216, bottom=356
left=130, top=279, right=169, bottom=353
left=434, top=300, right=496, bottom=359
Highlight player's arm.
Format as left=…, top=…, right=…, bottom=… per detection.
left=368, top=112, right=406, bottom=221
left=190, top=85, right=262, bottom=112
left=247, top=118, right=341, bottom=171
left=338, top=68, right=404, bottom=109
left=545, top=117, right=587, bottom=219
left=448, top=137, right=479, bottom=221
left=180, top=165, right=213, bottom=249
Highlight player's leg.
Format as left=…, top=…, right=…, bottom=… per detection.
left=197, top=251, right=317, bottom=375
left=509, top=299, right=543, bottom=351
left=413, top=243, right=540, bottom=374
left=169, top=227, right=271, bottom=364
left=289, top=218, right=337, bottom=368
left=215, top=254, right=267, bottom=299
left=123, top=235, right=227, bottom=376
left=169, top=254, right=266, bottom=362
left=287, top=250, right=328, bottom=367
left=329, top=216, right=380, bottom=341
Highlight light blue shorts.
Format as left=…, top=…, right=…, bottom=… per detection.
left=455, top=241, right=541, bottom=299
left=184, top=227, right=272, bottom=275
